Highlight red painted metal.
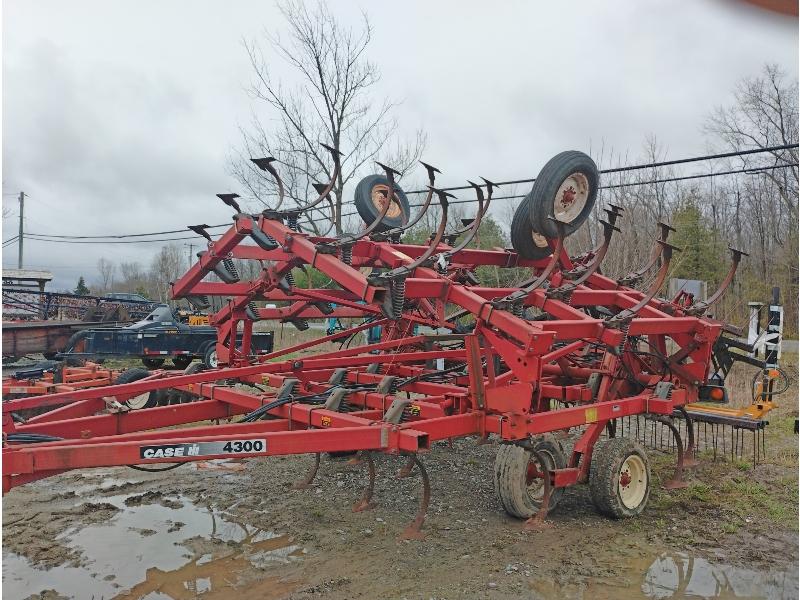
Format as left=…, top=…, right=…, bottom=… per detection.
left=1, top=197, right=736, bottom=536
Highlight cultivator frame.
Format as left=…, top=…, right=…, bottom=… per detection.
left=2, top=148, right=775, bottom=535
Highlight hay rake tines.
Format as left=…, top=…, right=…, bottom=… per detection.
left=4, top=147, right=776, bottom=540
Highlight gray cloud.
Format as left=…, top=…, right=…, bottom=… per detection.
left=2, top=0, right=796, bottom=290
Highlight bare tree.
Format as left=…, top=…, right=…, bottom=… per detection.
left=150, top=245, right=185, bottom=304
left=706, top=63, right=798, bottom=218
left=96, top=258, right=116, bottom=292
left=230, top=0, right=426, bottom=234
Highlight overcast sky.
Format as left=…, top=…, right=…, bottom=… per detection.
left=2, top=0, right=797, bottom=291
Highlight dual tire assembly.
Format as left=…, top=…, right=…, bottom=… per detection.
left=511, top=150, right=599, bottom=259
left=350, top=150, right=599, bottom=255
left=494, top=436, right=651, bottom=520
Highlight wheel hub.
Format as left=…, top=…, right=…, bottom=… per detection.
left=618, top=454, right=647, bottom=509
left=525, top=456, right=547, bottom=500
left=553, top=172, right=589, bottom=223
left=531, top=231, right=550, bottom=248
left=371, top=184, right=402, bottom=219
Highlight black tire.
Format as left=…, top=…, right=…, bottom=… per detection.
left=528, top=151, right=598, bottom=239
left=141, top=357, right=165, bottom=369
left=171, top=355, right=193, bottom=370
left=153, top=388, right=171, bottom=406
left=510, top=195, right=553, bottom=260
left=354, top=174, right=410, bottom=232
left=203, top=344, right=219, bottom=369
left=589, top=437, right=651, bottom=519
left=493, top=437, right=565, bottom=519
left=114, top=368, right=158, bottom=410
left=178, top=362, right=206, bottom=403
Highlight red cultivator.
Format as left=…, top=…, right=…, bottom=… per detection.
left=2, top=149, right=757, bottom=537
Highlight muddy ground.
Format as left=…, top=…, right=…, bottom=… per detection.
left=2, top=356, right=798, bottom=600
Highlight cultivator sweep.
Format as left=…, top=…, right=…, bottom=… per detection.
left=2, top=148, right=785, bottom=536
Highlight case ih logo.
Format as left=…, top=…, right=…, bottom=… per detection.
left=140, top=443, right=201, bottom=459
left=139, top=440, right=266, bottom=459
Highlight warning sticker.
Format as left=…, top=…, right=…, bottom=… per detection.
left=139, top=439, right=267, bottom=460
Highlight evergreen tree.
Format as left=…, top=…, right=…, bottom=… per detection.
left=74, top=276, right=90, bottom=295
left=669, top=197, right=725, bottom=284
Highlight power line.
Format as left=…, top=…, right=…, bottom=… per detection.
left=25, top=224, right=230, bottom=240
left=337, top=161, right=799, bottom=216
left=16, top=143, right=800, bottom=243
left=396, top=142, right=799, bottom=196
left=21, top=159, right=797, bottom=244
left=21, top=233, right=222, bottom=245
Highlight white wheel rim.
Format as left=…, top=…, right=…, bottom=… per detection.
left=208, top=351, right=218, bottom=368
left=371, top=184, right=403, bottom=219
left=126, top=392, right=151, bottom=410
left=553, top=172, right=589, bottom=223
left=618, top=454, right=647, bottom=509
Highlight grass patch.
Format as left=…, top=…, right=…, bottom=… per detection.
left=721, top=522, right=739, bottom=534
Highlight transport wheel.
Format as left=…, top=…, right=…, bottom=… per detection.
left=589, top=437, right=651, bottom=519
left=114, top=368, right=158, bottom=410
left=493, top=436, right=566, bottom=519
left=510, top=194, right=553, bottom=260
left=172, top=355, right=192, bottom=370
left=203, top=344, right=219, bottom=369
left=528, top=151, right=598, bottom=239
left=353, top=174, right=410, bottom=232
left=141, top=357, right=165, bottom=369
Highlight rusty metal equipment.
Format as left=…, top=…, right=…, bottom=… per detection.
left=2, top=289, right=159, bottom=362
left=3, top=362, right=117, bottom=400
left=1, top=148, right=778, bottom=537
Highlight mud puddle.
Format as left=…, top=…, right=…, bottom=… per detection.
left=3, top=492, right=304, bottom=600
left=529, top=550, right=798, bottom=599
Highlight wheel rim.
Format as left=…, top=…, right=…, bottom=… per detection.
left=553, top=172, right=589, bottom=223
left=370, top=184, right=403, bottom=219
left=208, top=351, right=218, bottom=368
left=531, top=231, right=550, bottom=249
left=525, top=452, right=549, bottom=501
left=126, top=392, right=151, bottom=410
left=618, top=454, right=647, bottom=509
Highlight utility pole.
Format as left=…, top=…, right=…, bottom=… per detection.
left=17, top=191, right=25, bottom=269
left=184, top=243, right=195, bottom=267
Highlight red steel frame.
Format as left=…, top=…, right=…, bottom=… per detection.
left=2, top=208, right=729, bottom=525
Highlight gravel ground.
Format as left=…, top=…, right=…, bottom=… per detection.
left=2, top=356, right=798, bottom=599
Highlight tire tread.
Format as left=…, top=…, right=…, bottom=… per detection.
left=589, top=437, right=650, bottom=519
